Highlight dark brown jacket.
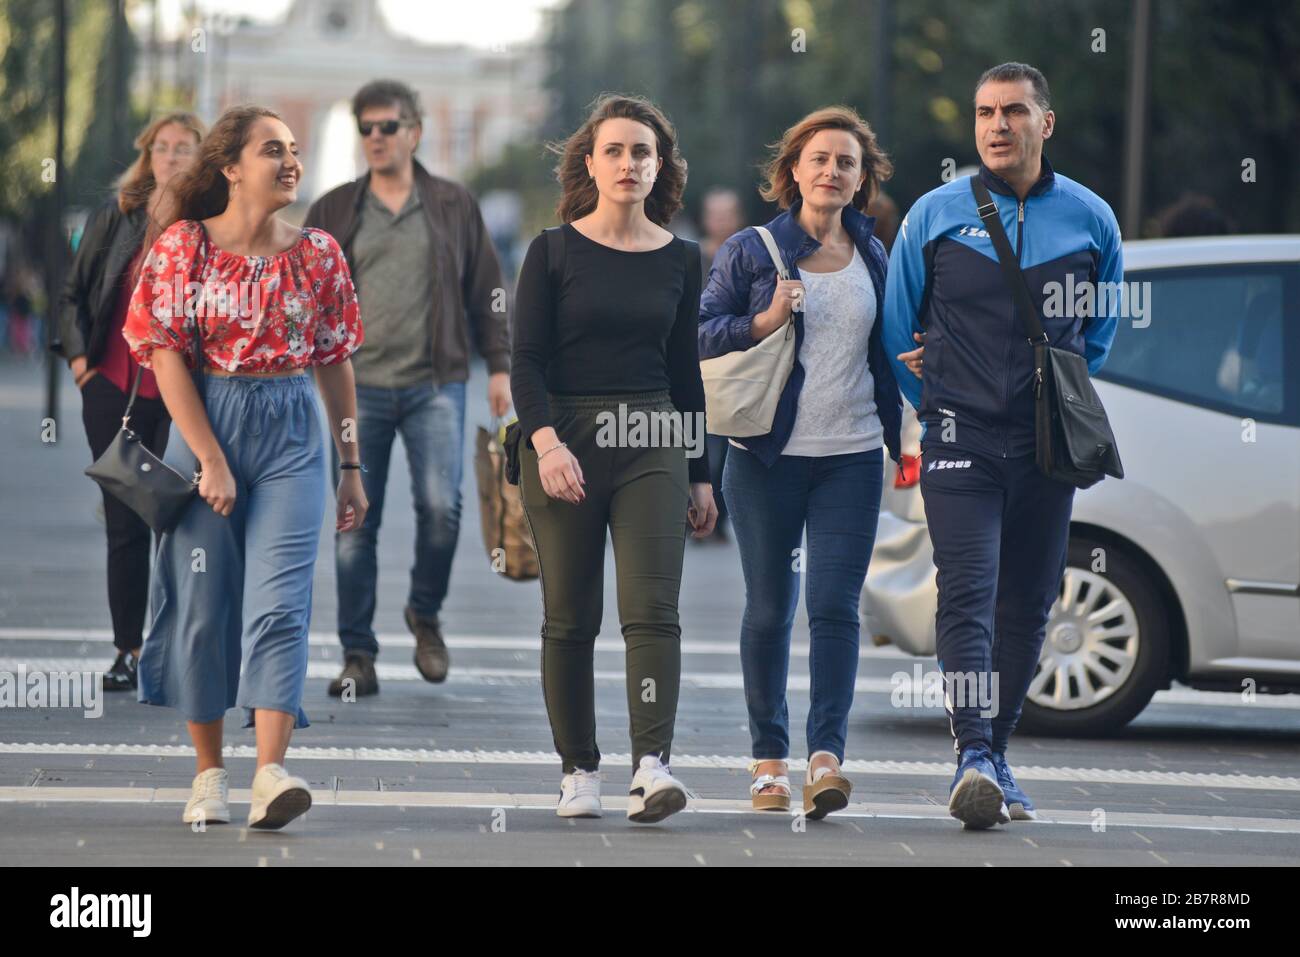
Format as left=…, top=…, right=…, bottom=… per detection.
left=303, top=159, right=509, bottom=382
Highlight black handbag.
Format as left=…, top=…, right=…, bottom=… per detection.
left=503, top=420, right=523, bottom=485
left=84, top=241, right=210, bottom=533
left=971, top=176, right=1124, bottom=489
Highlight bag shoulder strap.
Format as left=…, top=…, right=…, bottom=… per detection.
left=125, top=225, right=210, bottom=427
left=752, top=225, right=790, bottom=281
left=680, top=235, right=700, bottom=289
left=544, top=225, right=566, bottom=293
left=969, top=175, right=1047, bottom=344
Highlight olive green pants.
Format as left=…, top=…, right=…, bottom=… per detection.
left=520, top=390, right=691, bottom=774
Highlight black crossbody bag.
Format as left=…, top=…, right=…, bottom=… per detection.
left=971, top=176, right=1124, bottom=489
left=84, top=234, right=211, bottom=532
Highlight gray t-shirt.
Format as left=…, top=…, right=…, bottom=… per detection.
left=348, top=187, right=436, bottom=388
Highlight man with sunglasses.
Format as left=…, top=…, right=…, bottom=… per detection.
left=306, top=79, right=512, bottom=696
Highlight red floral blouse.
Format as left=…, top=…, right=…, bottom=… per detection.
left=122, top=219, right=362, bottom=372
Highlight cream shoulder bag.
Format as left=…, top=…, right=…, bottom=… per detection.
left=699, top=225, right=797, bottom=437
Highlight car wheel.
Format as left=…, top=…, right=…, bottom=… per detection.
left=1017, top=536, right=1170, bottom=736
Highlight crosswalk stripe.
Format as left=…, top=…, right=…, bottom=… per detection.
left=0, top=785, right=1297, bottom=834
left=1, top=742, right=1296, bottom=790
left=2, top=655, right=1296, bottom=708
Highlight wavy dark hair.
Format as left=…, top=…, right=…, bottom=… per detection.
left=759, top=105, right=893, bottom=212
left=159, top=105, right=282, bottom=230
left=549, top=93, right=687, bottom=227
left=139, top=106, right=282, bottom=269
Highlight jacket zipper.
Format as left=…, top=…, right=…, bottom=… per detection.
left=996, top=199, right=1025, bottom=459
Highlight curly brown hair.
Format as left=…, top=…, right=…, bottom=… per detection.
left=117, top=112, right=206, bottom=215
left=549, top=94, right=687, bottom=227
left=759, top=105, right=893, bottom=212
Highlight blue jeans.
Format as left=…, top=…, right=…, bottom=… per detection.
left=919, top=446, right=1074, bottom=754
left=334, top=381, right=466, bottom=657
left=723, top=445, right=884, bottom=762
left=138, top=374, right=325, bottom=729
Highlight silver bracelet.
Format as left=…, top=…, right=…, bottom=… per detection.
left=537, top=441, right=568, bottom=461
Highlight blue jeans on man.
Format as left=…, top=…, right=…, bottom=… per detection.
left=334, top=381, right=466, bottom=658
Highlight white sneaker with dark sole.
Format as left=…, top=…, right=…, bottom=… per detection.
left=182, top=767, right=230, bottom=825
left=247, top=763, right=313, bottom=830
left=627, top=754, right=687, bottom=824
left=557, top=769, right=602, bottom=818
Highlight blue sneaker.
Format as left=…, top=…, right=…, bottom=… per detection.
left=948, top=746, right=1009, bottom=830
left=991, top=752, right=1038, bottom=821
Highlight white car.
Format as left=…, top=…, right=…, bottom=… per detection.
left=862, top=235, right=1300, bottom=735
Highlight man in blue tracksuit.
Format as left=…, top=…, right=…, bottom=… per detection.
left=884, top=62, right=1121, bottom=828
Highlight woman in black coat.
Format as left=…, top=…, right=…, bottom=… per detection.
left=51, top=112, right=204, bottom=691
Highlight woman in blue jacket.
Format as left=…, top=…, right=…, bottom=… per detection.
left=698, top=106, right=903, bottom=819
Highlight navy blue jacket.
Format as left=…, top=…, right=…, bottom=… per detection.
left=697, top=201, right=904, bottom=468
left=883, top=157, right=1122, bottom=458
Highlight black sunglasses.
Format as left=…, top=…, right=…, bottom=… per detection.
left=358, top=120, right=405, bottom=137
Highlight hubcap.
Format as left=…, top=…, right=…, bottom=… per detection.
left=1028, top=566, right=1140, bottom=712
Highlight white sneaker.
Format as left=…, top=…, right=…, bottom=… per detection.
left=182, top=767, right=230, bottom=825
left=557, top=769, right=602, bottom=818
left=627, top=754, right=687, bottom=823
left=247, top=763, right=312, bottom=830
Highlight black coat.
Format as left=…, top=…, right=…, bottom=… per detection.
left=50, top=201, right=148, bottom=365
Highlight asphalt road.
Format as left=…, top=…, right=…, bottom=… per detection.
left=2, top=355, right=1298, bottom=867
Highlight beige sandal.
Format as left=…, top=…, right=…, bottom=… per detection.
left=803, top=751, right=852, bottom=820
left=748, top=759, right=791, bottom=812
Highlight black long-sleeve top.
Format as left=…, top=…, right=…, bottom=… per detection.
left=510, top=223, right=709, bottom=483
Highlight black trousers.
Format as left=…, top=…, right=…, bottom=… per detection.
left=919, top=446, right=1075, bottom=754
left=79, top=373, right=171, bottom=652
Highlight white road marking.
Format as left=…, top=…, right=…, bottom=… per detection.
left=1, top=742, right=1297, bottom=791
left=1, top=785, right=1298, bottom=835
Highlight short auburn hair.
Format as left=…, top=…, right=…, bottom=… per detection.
left=549, top=93, right=687, bottom=227
left=759, top=105, right=893, bottom=212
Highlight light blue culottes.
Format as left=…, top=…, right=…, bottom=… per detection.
left=138, top=373, right=326, bottom=730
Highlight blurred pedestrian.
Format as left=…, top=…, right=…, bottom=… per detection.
left=50, top=112, right=204, bottom=693
left=695, top=186, right=746, bottom=543
left=306, top=79, right=512, bottom=696
left=1152, top=191, right=1234, bottom=237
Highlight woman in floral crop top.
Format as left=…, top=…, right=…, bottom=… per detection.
left=121, top=106, right=368, bottom=831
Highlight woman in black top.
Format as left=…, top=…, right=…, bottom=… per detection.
left=511, top=94, right=716, bottom=824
